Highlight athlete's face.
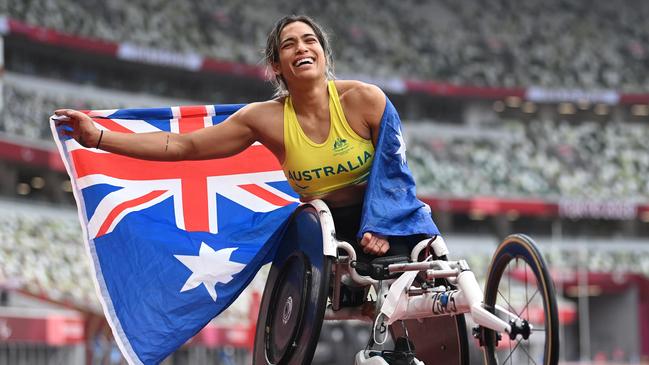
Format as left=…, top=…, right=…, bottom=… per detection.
left=273, top=21, right=326, bottom=85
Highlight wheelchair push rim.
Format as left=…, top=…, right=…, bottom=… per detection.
left=264, top=253, right=311, bottom=363
left=253, top=204, right=333, bottom=365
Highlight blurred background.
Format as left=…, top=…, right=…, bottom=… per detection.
left=0, top=0, right=648, bottom=364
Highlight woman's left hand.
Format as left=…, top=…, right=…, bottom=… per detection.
left=360, top=232, right=389, bottom=255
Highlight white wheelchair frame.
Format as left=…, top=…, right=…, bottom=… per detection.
left=307, top=199, right=537, bottom=364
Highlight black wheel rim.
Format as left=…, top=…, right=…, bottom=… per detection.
left=265, top=253, right=311, bottom=363
left=252, top=205, right=332, bottom=365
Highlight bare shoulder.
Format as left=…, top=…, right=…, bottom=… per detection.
left=335, top=80, right=386, bottom=125
left=231, top=99, right=284, bottom=156
left=336, top=80, right=384, bottom=101
left=235, top=99, right=283, bottom=126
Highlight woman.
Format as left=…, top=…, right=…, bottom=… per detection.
left=55, top=15, right=418, bottom=261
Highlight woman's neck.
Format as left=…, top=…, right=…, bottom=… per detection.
left=287, top=79, right=329, bottom=117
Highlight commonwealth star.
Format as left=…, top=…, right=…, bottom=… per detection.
left=174, top=242, right=246, bottom=301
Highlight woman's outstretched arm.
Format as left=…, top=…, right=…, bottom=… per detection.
left=54, top=104, right=260, bottom=161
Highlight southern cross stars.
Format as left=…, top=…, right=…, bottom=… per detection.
left=395, top=128, right=407, bottom=165
left=174, top=242, right=246, bottom=301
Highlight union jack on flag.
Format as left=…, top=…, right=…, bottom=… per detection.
left=52, top=105, right=299, bottom=364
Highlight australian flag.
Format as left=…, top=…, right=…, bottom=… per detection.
left=50, top=98, right=438, bottom=364
left=360, top=98, right=439, bottom=238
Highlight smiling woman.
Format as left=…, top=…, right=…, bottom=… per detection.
left=54, top=14, right=417, bottom=259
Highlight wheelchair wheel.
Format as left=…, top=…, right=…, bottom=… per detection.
left=481, top=234, right=559, bottom=365
left=253, top=205, right=332, bottom=365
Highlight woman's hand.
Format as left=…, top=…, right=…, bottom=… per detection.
left=53, top=109, right=102, bottom=148
left=360, top=232, right=390, bottom=255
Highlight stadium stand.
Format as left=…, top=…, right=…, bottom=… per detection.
left=0, top=199, right=97, bottom=310
left=406, top=117, right=649, bottom=201
left=4, top=0, right=649, bottom=91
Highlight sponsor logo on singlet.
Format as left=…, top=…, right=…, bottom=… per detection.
left=333, top=137, right=351, bottom=155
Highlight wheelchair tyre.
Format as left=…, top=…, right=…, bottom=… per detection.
left=481, top=234, right=559, bottom=365
left=253, top=205, right=333, bottom=365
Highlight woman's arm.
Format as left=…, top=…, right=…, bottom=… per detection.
left=357, top=83, right=387, bottom=145
left=339, top=81, right=390, bottom=255
left=54, top=104, right=261, bottom=161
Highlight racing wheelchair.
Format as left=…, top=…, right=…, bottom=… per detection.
left=253, top=200, right=559, bottom=365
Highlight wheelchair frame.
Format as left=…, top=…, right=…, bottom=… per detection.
left=254, top=200, right=559, bottom=365
left=310, top=199, right=521, bottom=335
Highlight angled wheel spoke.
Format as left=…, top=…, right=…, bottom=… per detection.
left=525, top=260, right=529, bottom=326
left=500, top=338, right=539, bottom=365
left=516, top=339, right=539, bottom=365
left=509, top=259, right=514, bottom=325
left=497, top=289, right=518, bottom=314
left=519, top=288, right=540, bottom=319
left=500, top=339, right=522, bottom=364
left=498, top=283, right=540, bottom=320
